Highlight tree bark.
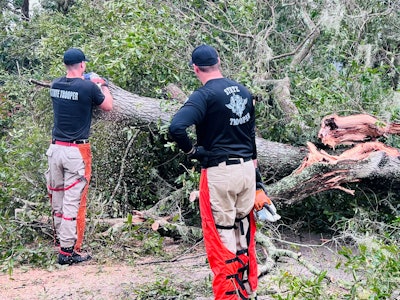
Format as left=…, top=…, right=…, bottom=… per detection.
left=268, top=142, right=400, bottom=205
left=96, top=82, right=181, bottom=123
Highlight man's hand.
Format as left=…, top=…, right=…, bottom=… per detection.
left=254, top=189, right=272, bottom=211
left=91, top=77, right=108, bottom=87
left=254, top=189, right=281, bottom=222
left=84, top=72, right=108, bottom=87
left=186, top=146, right=208, bottom=161
left=254, top=168, right=281, bottom=222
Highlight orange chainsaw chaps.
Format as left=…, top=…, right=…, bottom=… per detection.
left=199, top=169, right=258, bottom=299
left=75, top=144, right=92, bottom=252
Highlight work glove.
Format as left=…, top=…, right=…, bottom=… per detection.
left=254, top=168, right=281, bottom=222
left=186, top=146, right=208, bottom=161
left=84, top=72, right=109, bottom=88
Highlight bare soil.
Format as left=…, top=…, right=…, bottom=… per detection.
left=0, top=233, right=349, bottom=300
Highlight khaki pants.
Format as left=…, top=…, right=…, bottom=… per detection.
left=206, top=159, right=255, bottom=254
left=200, top=160, right=258, bottom=298
left=45, top=143, right=91, bottom=250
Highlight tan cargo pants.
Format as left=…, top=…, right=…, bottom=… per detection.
left=206, top=159, right=255, bottom=254
left=45, top=143, right=91, bottom=251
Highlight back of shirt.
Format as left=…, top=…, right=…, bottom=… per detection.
left=170, top=77, right=256, bottom=161
left=50, top=77, right=105, bottom=141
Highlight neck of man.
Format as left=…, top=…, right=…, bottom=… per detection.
left=65, top=63, right=84, bottom=79
left=199, top=70, right=224, bottom=85
left=66, top=70, right=83, bottom=79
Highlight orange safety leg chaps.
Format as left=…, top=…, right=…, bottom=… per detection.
left=199, top=169, right=258, bottom=300
left=75, top=143, right=92, bottom=252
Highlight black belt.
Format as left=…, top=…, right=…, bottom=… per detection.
left=52, top=139, right=89, bottom=145
left=206, top=157, right=252, bottom=168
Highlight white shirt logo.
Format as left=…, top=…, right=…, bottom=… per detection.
left=226, top=94, right=247, bottom=117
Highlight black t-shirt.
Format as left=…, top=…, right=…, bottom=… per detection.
left=50, top=77, right=105, bottom=141
left=169, top=77, right=256, bottom=161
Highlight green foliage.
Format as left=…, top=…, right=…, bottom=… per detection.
left=98, top=0, right=187, bottom=96
left=92, top=122, right=182, bottom=217
left=283, top=188, right=400, bottom=235
left=26, top=0, right=188, bottom=97
left=130, top=265, right=212, bottom=299
left=338, top=241, right=400, bottom=299
left=293, top=63, right=394, bottom=116
left=0, top=212, right=54, bottom=276
left=330, top=214, right=400, bottom=299
left=133, top=277, right=205, bottom=299
left=274, top=271, right=331, bottom=300
left=134, top=278, right=180, bottom=299
left=174, top=165, right=200, bottom=197
left=0, top=74, right=54, bottom=273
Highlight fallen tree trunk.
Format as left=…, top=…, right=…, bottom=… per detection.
left=97, top=83, right=180, bottom=123
left=29, top=79, right=307, bottom=180
left=102, top=83, right=400, bottom=200
left=268, top=142, right=400, bottom=205
left=104, top=83, right=309, bottom=179
left=30, top=80, right=400, bottom=203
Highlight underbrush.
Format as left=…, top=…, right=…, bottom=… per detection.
left=264, top=214, right=400, bottom=300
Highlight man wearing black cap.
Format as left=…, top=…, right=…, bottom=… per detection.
left=169, top=44, right=258, bottom=299
left=45, top=47, right=113, bottom=265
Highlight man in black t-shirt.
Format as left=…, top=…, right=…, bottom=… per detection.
left=45, top=48, right=113, bottom=265
left=169, top=45, right=258, bottom=299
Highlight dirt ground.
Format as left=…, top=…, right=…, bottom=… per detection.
left=0, top=233, right=349, bottom=300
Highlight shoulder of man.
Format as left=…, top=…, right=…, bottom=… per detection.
left=50, top=76, right=64, bottom=85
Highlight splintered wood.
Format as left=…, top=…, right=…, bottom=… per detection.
left=293, top=113, right=400, bottom=196
left=318, top=114, right=400, bottom=148
left=297, top=141, right=400, bottom=173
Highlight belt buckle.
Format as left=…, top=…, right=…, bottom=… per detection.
left=225, top=158, right=241, bottom=166
left=73, top=139, right=88, bottom=144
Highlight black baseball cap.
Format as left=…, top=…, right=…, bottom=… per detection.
left=190, top=44, right=218, bottom=66
left=63, top=48, right=89, bottom=65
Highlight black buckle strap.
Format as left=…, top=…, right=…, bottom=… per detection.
left=206, top=156, right=252, bottom=168
left=52, top=139, right=89, bottom=144
left=226, top=157, right=252, bottom=165
left=237, top=249, right=248, bottom=256
left=216, top=224, right=236, bottom=230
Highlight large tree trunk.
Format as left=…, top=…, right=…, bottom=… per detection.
left=104, top=82, right=308, bottom=178
left=106, top=82, right=400, bottom=201
left=31, top=80, right=400, bottom=203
